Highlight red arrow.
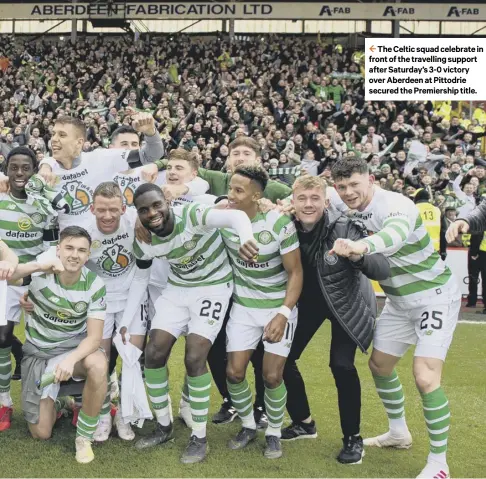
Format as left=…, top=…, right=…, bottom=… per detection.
left=369, top=45, right=376, bottom=52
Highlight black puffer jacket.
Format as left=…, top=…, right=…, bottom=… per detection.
left=297, top=210, right=390, bottom=352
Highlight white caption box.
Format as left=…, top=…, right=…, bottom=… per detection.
left=365, top=38, right=486, bottom=100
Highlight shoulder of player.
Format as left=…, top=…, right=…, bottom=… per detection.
left=374, top=188, right=414, bottom=213
left=82, top=267, right=106, bottom=290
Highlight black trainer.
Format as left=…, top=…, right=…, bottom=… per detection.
left=228, top=427, right=257, bottom=450
left=264, top=435, right=282, bottom=459
left=281, top=420, right=317, bottom=441
left=135, top=422, right=174, bottom=450
left=212, top=401, right=237, bottom=424
left=180, top=435, right=208, bottom=464
left=254, top=406, right=268, bottom=430
left=337, top=435, right=364, bottom=464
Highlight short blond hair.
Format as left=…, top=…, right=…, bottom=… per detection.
left=168, top=148, right=199, bottom=171
left=292, top=175, right=327, bottom=194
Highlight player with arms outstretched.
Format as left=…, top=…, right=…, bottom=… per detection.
left=330, top=158, right=460, bottom=479
left=118, top=183, right=258, bottom=464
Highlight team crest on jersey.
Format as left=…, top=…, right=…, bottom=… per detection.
left=323, top=251, right=338, bottom=265
left=50, top=297, right=60, bottom=303
left=100, top=244, right=132, bottom=275
left=52, top=181, right=92, bottom=215
left=184, top=240, right=197, bottom=251
left=31, top=212, right=43, bottom=224
left=18, top=216, right=32, bottom=231
left=57, top=310, right=72, bottom=320
left=74, top=301, right=88, bottom=314
left=91, top=240, right=101, bottom=249
left=258, top=231, right=273, bottom=245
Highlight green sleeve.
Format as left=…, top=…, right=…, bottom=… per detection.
left=263, top=180, right=292, bottom=202
left=197, top=168, right=230, bottom=197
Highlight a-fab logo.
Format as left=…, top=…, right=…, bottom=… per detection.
left=319, top=5, right=351, bottom=16
left=100, top=244, right=132, bottom=275
left=383, top=6, right=415, bottom=16
left=447, top=7, right=479, bottom=17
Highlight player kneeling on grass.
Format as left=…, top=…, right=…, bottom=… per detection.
left=9, top=227, right=108, bottom=465
left=220, top=166, right=303, bottom=459
left=118, top=183, right=258, bottom=464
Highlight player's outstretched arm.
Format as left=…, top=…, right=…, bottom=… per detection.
left=345, top=221, right=391, bottom=281
left=457, top=199, right=486, bottom=234
left=0, top=240, right=19, bottom=281
left=8, top=257, right=63, bottom=284
left=205, top=208, right=258, bottom=261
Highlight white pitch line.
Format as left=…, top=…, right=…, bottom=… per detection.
left=458, top=320, right=486, bottom=324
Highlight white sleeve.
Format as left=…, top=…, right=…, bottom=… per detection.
left=205, top=209, right=254, bottom=243
left=118, top=266, right=150, bottom=331
left=186, top=177, right=209, bottom=196
left=39, top=157, right=57, bottom=170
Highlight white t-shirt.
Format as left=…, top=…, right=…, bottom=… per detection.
left=86, top=208, right=138, bottom=312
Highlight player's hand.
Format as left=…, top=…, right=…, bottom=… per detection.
left=0, top=175, right=9, bottom=194
left=263, top=314, right=287, bottom=343
left=135, top=217, right=152, bottom=244
left=276, top=199, right=295, bottom=216
left=132, top=112, right=156, bottom=136
left=161, top=184, right=188, bottom=202
left=141, top=163, right=158, bottom=183
left=20, top=291, right=34, bottom=312
left=54, top=356, right=76, bottom=383
left=119, top=326, right=128, bottom=345
left=257, top=198, right=276, bottom=213
left=0, top=260, right=16, bottom=280
left=239, top=239, right=259, bottom=263
left=38, top=257, right=64, bottom=274
left=38, top=164, right=57, bottom=187
left=446, top=220, right=469, bottom=243
left=330, top=238, right=367, bottom=258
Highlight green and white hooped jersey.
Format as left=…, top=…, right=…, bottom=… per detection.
left=221, top=210, right=299, bottom=309
left=87, top=208, right=138, bottom=310
left=0, top=192, right=57, bottom=264
left=133, top=202, right=232, bottom=288
left=349, top=187, right=460, bottom=304
left=27, top=267, right=106, bottom=351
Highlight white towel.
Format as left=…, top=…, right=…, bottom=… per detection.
left=113, top=332, right=152, bottom=428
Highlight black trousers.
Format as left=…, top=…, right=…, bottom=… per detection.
left=467, top=250, right=486, bottom=307
left=207, top=300, right=265, bottom=409
left=283, top=298, right=361, bottom=438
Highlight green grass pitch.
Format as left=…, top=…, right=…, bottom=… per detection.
left=3, top=320, right=485, bottom=478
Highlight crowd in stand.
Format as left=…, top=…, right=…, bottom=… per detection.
left=1, top=33, right=486, bottom=247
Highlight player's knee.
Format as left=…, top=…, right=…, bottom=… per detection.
left=226, top=364, right=245, bottom=384
left=0, top=327, right=13, bottom=348
left=145, top=341, right=167, bottom=368
left=31, top=427, right=52, bottom=441
left=85, top=352, right=108, bottom=383
left=263, top=371, right=283, bottom=389
left=414, top=367, right=440, bottom=394
left=330, top=362, right=358, bottom=381
left=368, top=355, right=392, bottom=376
left=184, top=351, right=205, bottom=377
